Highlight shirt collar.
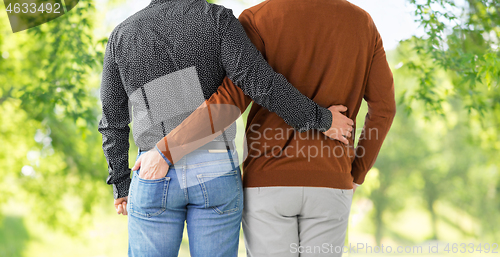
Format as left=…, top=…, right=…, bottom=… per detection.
left=150, top=0, right=182, bottom=4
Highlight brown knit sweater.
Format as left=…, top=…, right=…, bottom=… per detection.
left=157, top=0, right=396, bottom=188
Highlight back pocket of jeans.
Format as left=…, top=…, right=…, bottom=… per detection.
left=129, top=170, right=170, bottom=218
left=197, top=169, right=242, bottom=215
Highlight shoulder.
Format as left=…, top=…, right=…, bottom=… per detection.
left=244, top=0, right=273, bottom=15
left=202, top=1, right=236, bottom=21
left=109, top=5, right=161, bottom=39
left=343, top=1, right=377, bottom=31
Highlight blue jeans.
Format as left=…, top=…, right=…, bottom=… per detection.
left=127, top=149, right=243, bottom=257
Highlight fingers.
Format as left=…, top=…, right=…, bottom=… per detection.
left=339, top=114, right=354, bottom=126
left=328, top=105, right=354, bottom=126
left=114, top=197, right=124, bottom=206
left=337, top=105, right=348, bottom=112
left=122, top=202, right=128, bottom=215
left=340, top=116, right=354, bottom=133
left=114, top=197, right=128, bottom=215
left=329, top=105, right=348, bottom=112
left=352, top=182, right=359, bottom=193
left=115, top=201, right=128, bottom=215
left=323, top=129, right=348, bottom=144
left=117, top=203, right=124, bottom=215
left=337, top=134, right=349, bottom=144
left=132, top=156, right=142, bottom=171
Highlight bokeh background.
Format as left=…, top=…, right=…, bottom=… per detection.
left=0, top=0, right=499, bottom=256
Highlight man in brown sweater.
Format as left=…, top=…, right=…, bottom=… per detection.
left=144, top=0, right=395, bottom=255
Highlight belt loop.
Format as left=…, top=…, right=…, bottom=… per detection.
left=221, top=132, right=236, bottom=171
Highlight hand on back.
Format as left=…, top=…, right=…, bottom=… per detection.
left=323, top=105, right=354, bottom=145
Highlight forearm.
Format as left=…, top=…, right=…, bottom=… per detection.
left=99, top=125, right=132, bottom=199
left=155, top=103, right=239, bottom=165
left=156, top=77, right=251, bottom=164
left=351, top=110, right=395, bottom=184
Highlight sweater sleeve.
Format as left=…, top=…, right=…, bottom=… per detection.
left=156, top=77, right=252, bottom=164
left=351, top=28, right=397, bottom=184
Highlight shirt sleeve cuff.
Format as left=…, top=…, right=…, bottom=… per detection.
left=155, top=145, right=172, bottom=166
left=113, top=177, right=131, bottom=199
left=318, top=107, right=332, bottom=131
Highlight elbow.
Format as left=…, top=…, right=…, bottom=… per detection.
left=384, top=104, right=397, bottom=125
left=368, top=102, right=397, bottom=122
left=385, top=97, right=397, bottom=120
left=389, top=103, right=397, bottom=119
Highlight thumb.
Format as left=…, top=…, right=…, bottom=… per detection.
left=132, top=157, right=142, bottom=171
left=337, top=105, right=348, bottom=112
left=329, top=105, right=348, bottom=112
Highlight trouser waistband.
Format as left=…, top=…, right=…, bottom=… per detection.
left=139, top=140, right=235, bottom=152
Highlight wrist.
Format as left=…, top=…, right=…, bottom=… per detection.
left=113, top=177, right=131, bottom=199
left=155, top=145, right=172, bottom=166
left=318, top=107, right=333, bottom=131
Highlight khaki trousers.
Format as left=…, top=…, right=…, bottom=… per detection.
left=242, top=187, right=353, bottom=257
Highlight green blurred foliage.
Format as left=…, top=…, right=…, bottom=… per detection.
left=0, top=0, right=110, bottom=235
left=0, top=216, right=29, bottom=257
left=403, top=0, right=499, bottom=115
left=355, top=0, right=499, bottom=245
left=359, top=49, right=499, bottom=243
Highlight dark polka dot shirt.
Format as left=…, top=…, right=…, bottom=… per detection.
left=98, top=0, right=332, bottom=199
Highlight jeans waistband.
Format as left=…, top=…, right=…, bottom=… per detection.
left=139, top=140, right=235, bottom=153
left=198, top=140, right=235, bottom=151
